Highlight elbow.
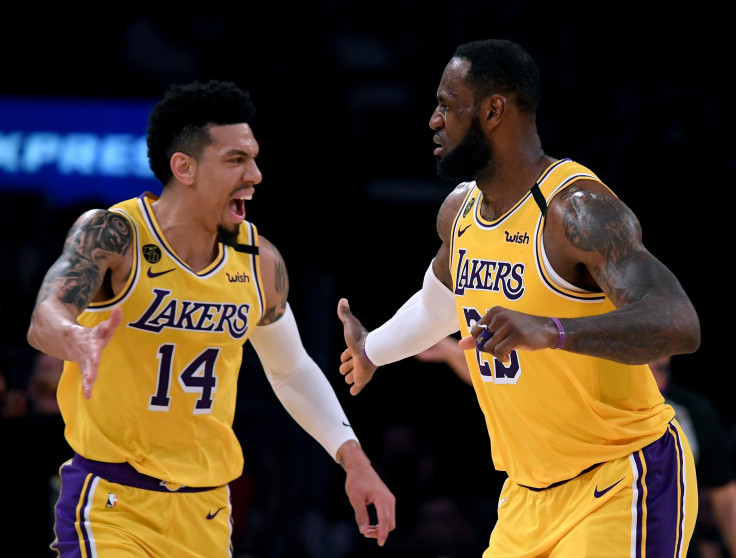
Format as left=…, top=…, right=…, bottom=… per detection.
left=677, top=307, right=701, bottom=355
left=26, top=318, right=40, bottom=351
left=683, top=323, right=701, bottom=355
left=26, top=312, right=48, bottom=353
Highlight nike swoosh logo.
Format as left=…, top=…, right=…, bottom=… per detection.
left=206, top=506, right=225, bottom=520
left=147, top=267, right=176, bottom=278
left=458, top=224, right=472, bottom=237
left=594, top=477, right=624, bottom=498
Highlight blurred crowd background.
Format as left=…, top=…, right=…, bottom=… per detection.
left=1, top=2, right=734, bottom=557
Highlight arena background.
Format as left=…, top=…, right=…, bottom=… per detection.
left=1, top=3, right=732, bottom=557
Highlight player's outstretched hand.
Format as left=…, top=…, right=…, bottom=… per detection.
left=71, top=306, right=123, bottom=399
left=337, top=298, right=378, bottom=396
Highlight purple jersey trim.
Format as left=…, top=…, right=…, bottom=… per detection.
left=71, top=453, right=217, bottom=492
left=635, top=421, right=688, bottom=557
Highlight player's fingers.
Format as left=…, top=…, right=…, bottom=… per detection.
left=355, top=504, right=382, bottom=543
left=108, top=306, right=123, bottom=329
left=376, top=523, right=388, bottom=546
left=340, top=348, right=352, bottom=364
left=82, top=346, right=105, bottom=399
left=97, top=306, right=123, bottom=342
left=474, top=324, right=494, bottom=352
left=458, top=335, right=476, bottom=350
left=82, top=364, right=97, bottom=399
left=354, top=504, right=370, bottom=534
left=491, top=338, right=511, bottom=365
left=82, top=377, right=92, bottom=399
left=336, top=298, right=352, bottom=323
left=373, top=501, right=395, bottom=546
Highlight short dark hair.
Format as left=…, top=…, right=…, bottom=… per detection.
left=146, top=80, right=256, bottom=185
left=453, top=39, right=540, bottom=114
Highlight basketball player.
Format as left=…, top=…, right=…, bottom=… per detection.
left=27, top=80, right=395, bottom=556
left=337, top=39, right=701, bottom=556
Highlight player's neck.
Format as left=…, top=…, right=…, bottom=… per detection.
left=476, top=150, right=553, bottom=220
left=150, top=196, right=220, bottom=272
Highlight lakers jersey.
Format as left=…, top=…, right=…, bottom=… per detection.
left=57, top=192, right=265, bottom=487
left=449, top=159, right=674, bottom=488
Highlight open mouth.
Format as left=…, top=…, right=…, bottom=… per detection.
left=230, top=197, right=246, bottom=219
left=229, top=188, right=253, bottom=221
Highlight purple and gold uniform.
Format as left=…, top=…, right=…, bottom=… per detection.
left=53, top=192, right=265, bottom=556
left=450, top=159, right=697, bottom=557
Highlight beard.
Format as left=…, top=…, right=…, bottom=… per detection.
left=436, top=117, right=491, bottom=182
left=217, top=224, right=240, bottom=246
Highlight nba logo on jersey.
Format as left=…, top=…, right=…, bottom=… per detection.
left=106, top=493, right=118, bottom=508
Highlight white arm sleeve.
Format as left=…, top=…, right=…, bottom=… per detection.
left=364, top=260, right=459, bottom=366
left=248, top=303, right=358, bottom=461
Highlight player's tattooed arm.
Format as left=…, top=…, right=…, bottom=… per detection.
left=35, top=209, right=133, bottom=314
left=549, top=184, right=699, bottom=362
left=28, top=209, right=131, bottom=363
left=258, top=236, right=289, bottom=326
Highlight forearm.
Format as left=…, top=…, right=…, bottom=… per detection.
left=27, top=299, right=85, bottom=362
left=364, top=261, right=459, bottom=366
left=557, top=296, right=700, bottom=364
left=250, top=304, right=358, bottom=460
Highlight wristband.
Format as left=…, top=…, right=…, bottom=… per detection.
left=551, top=317, right=565, bottom=349
left=361, top=342, right=376, bottom=366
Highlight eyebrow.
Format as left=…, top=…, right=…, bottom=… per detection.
left=223, top=148, right=256, bottom=158
left=437, top=87, right=459, bottom=103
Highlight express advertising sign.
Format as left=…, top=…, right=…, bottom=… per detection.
left=0, top=95, right=160, bottom=206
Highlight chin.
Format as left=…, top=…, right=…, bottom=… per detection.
left=217, top=225, right=240, bottom=246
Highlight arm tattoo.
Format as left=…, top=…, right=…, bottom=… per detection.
left=559, top=188, right=688, bottom=360
left=36, top=211, right=132, bottom=313
left=561, top=189, right=644, bottom=304
left=260, top=244, right=290, bottom=325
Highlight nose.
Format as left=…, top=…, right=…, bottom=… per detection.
left=246, top=160, right=263, bottom=185
left=429, top=108, right=443, bottom=131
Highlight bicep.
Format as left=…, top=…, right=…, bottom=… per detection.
left=257, top=235, right=290, bottom=325
left=35, top=209, right=133, bottom=314
left=548, top=184, right=671, bottom=308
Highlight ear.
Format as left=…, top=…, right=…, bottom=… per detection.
left=480, top=94, right=506, bottom=128
left=171, top=152, right=196, bottom=185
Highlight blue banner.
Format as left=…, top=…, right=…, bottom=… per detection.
left=0, top=95, right=161, bottom=206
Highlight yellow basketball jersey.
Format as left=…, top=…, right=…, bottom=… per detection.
left=449, top=159, right=674, bottom=488
left=58, top=192, right=265, bottom=487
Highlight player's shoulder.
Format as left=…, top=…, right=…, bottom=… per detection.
left=545, top=158, right=619, bottom=219
left=255, top=234, right=284, bottom=270
left=547, top=159, right=612, bottom=198
left=436, top=181, right=475, bottom=238
left=447, top=180, right=475, bottom=202
left=69, top=207, right=134, bottom=237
